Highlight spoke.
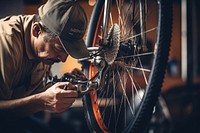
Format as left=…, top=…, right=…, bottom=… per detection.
left=123, top=13, right=140, bottom=40
left=121, top=27, right=157, bottom=42
left=98, top=73, right=118, bottom=129
left=115, top=95, right=124, bottom=131
left=96, top=90, right=106, bottom=105
left=124, top=92, right=127, bottom=127
left=138, top=56, right=148, bottom=85
left=116, top=0, right=125, bottom=36
left=113, top=72, right=117, bottom=128
left=107, top=101, right=113, bottom=129
left=110, top=12, right=113, bottom=26
left=117, top=71, right=135, bottom=115
left=117, top=52, right=154, bottom=59
left=132, top=75, right=144, bottom=99
left=125, top=66, right=151, bottom=72
left=123, top=2, right=140, bottom=40
left=123, top=1, right=134, bottom=27
left=126, top=68, right=137, bottom=111
left=123, top=71, right=128, bottom=127
left=102, top=98, right=113, bottom=128
left=113, top=71, right=117, bottom=132
left=125, top=68, right=143, bottom=109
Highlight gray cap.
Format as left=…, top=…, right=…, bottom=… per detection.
left=38, top=0, right=89, bottom=59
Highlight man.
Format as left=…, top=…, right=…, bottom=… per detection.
left=0, top=0, right=89, bottom=132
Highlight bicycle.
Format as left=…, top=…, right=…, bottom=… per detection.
left=45, top=0, right=173, bottom=132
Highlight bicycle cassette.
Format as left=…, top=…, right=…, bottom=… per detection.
left=104, top=24, right=120, bottom=65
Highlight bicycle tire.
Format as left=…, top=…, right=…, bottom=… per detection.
left=82, top=0, right=173, bottom=132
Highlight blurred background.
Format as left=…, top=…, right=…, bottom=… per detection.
left=1, top=0, right=200, bottom=132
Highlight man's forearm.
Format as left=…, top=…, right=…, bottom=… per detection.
left=0, top=93, right=45, bottom=121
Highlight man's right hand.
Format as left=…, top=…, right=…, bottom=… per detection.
left=40, top=82, right=77, bottom=113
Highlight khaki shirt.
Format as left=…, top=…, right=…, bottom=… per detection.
left=0, top=15, right=50, bottom=100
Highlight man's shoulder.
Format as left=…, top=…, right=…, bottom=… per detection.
left=0, top=14, right=35, bottom=22
left=0, top=14, right=35, bottom=33
left=0, top=15, right=35, bottom=67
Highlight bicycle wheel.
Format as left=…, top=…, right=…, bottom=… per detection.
left=82, top=0, right=172, bottom=132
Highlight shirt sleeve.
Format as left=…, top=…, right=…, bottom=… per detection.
left=0, top=34, right=17, bottom=99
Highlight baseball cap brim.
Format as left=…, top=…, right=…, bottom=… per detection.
left=59, top=37, right=89, bottom=59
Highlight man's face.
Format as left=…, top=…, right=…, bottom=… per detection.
left=34, top=32, right=68, bottom=65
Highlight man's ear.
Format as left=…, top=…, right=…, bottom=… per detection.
left=32, top=22, right=41, bottom=37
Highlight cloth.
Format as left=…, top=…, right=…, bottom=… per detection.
left=0, top=15, right=50, bottom=100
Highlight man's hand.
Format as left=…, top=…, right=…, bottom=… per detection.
left=40, top=82, right=77, bottom=113
left=40, top=68, right=86, bottom=112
